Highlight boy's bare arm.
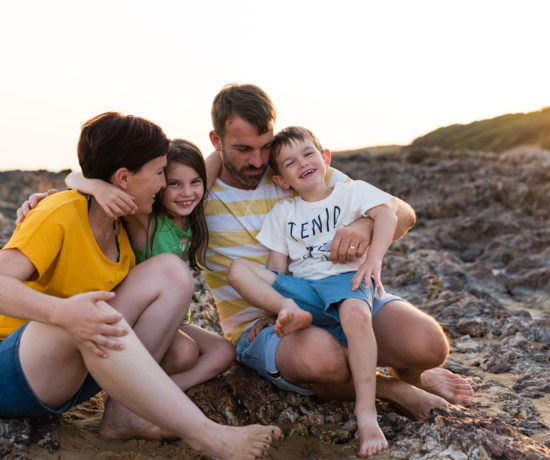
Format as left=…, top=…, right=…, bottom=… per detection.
left=392, top=197, right=416, bottom=240
left=266, top=250, right=288, bottom=274
left=351, top=202, right=397, bottom=290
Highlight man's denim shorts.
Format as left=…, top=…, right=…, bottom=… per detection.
left=237, top=273, right=403, bottom=395
left=0, top=323, right=101, bottom=418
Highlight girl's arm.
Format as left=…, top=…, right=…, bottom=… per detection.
left=351, top=202, right=397, bottom=291
left=65, top=171, right=137, bottom=220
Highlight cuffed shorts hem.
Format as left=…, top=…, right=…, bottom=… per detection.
left=0, top=323, right=101, bottom=418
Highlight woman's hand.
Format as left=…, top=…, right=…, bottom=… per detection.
left=52, top=291, right=129, bottom=358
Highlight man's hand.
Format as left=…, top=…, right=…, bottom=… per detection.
left=15, top=189, right=58, bottom=225
left=329, top=217, right=374, bottom=263
left=247, top=314, right=276, bottom=343
left=53, top=291, right=129, bottom=359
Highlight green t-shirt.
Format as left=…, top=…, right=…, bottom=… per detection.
left=133, top=214, right=192, bottom=264
left=133, top=214, right=192, bottom=321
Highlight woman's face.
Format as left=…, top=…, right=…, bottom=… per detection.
left=126, top=155, right=167, bottom=214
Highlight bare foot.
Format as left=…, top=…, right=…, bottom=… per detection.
left=417, top=368, right=474, bottom=406
left=193, top=424, right=282, bottom=460
left=376, top=375, right=448, bottom=420
left=274, top=303, right=312, bottom=337
left=99, top=398, right=176, bottom=440
left=355, top=411, right=388, bottom=457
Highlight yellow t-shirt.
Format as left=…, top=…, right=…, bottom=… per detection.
left=0, top=189, right=135, bottom=339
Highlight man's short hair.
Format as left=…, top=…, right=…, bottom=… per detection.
left=270, top=126, right=324, bottom=175
left=211, top=83, right=276, bottom=140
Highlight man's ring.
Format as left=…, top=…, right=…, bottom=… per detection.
left=349, top=245, right=356, bottom=250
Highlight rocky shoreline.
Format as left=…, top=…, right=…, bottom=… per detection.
left=1, top=146, right=549, bottom=459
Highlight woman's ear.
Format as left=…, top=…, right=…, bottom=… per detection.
left=111, top=168, right=129, bottom=190
left=272, top=174, right=291, bottom=190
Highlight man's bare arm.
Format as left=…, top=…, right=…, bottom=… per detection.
left=329, top=197, right=415, bottom=263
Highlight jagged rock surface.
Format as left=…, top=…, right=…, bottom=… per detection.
left=0, top=147, right=548, bottom=459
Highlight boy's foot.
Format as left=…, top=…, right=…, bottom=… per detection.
left=417, top=368, right=474, bottom=406
left=274, top=308, right=312, bottom=337
left=355, top=411, right=388, bottom=457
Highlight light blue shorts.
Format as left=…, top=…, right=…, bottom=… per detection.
left=0, top=323, right=101, bottom=418
left=237, top=272, right=403, bottom=395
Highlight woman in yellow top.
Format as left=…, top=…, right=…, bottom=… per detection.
left=0, top=112, right=279, bottom=460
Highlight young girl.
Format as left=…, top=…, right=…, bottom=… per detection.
left=66, top=139, right=235, bottom=391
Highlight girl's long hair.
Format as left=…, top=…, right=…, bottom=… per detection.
left=148, top=139, right=209, bottom=271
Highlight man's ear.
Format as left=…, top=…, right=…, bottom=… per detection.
left=209, top=130, right=222, bottom=151
left=111, top=168, right=130, bottom=190
left=322, top=149, right=331, bottom=168
left=272, top=174, right=291, bottom=190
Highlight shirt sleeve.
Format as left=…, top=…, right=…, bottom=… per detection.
left=256, top=201, right=289, bottom=255
left=351, top=180, right=393, bottom=216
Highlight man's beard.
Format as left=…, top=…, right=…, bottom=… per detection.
left=221, top=150, right=267, bottom=188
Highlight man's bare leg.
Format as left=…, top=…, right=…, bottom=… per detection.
left=275, top=326, right=448, bottom=420
left=373, top=300, right=474, bottom=405
left=339, top=299, right=387, bottom=457
left=228, top=259, right=312, bottom=336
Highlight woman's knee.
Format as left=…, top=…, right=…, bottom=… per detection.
left=210, top=339, right=236, bottom=373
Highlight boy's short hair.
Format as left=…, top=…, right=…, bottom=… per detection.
left=211, top=83, right=276, bottom=140
left=78, top=112, right=168, bottom=181
left=270, top=126, right=324, bottom=175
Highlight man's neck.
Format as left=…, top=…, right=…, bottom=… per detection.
left=219, top=167, right=259, bottom=190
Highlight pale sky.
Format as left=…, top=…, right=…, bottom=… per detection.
left=1, top=0, right=548, bottom=171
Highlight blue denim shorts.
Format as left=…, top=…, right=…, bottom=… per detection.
left=236, top=274, right=403, bottom=395
left=0, top=323, right=101, bottom=418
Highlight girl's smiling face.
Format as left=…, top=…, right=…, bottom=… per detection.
left=161, top=162, right=205, bottom=223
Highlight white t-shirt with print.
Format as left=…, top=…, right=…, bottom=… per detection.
left=257, top=181, right=392, bottom=280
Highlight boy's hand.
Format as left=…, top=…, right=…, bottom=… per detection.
left=330, top=217, right=373, bottom=263
left=52, top=291, right=129, bottom=358
left=247, top=314, right=276, bottom=343
left=352, top=257, right=382, bottom=291
left=15, top=189, right=58, bottom=225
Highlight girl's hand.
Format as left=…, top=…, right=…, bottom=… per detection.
left=15, top=189, right=59, bottom=225
left=247, top=314, right=276, bottom=343
left=352, top=257, right=382, bottom=291
left=93, top=183, right=136, bottom=220
left=52, top=291, right=129, bottom=358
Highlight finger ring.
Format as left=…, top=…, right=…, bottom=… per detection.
left=349, top=245, right=356, bottom=250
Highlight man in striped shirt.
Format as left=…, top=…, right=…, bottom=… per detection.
left=203, top=83, right=474, bottom=416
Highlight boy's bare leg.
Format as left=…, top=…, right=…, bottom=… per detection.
left=228, top=259, right=312, bottom=336
left=339, top=298, right=387, bottom=457
left=373, top=300, right=474, bottom=405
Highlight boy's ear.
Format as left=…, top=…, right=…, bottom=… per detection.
left=111, top=167, right=130, bottom=190
left=272, top=174, right=291, bottom=190
left=209, top=130, right=222, bottom=151
left=322, top=149, right=331, bottom=168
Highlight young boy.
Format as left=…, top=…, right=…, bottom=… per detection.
left=227, top=126, right=397, bottom=457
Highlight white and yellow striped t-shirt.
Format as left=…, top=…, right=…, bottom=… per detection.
left=203, top=166, right=349, bottom=345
